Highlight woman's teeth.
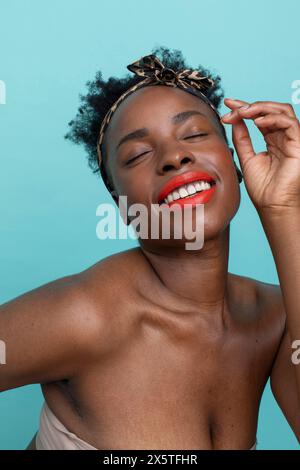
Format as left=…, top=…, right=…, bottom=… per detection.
left=163, top=180, right=213, bottom=204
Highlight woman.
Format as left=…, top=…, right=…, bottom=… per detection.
left=1, top=46, right=300, bottom=450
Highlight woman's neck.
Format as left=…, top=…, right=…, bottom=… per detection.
left=140, top=226, right=231, bottom=315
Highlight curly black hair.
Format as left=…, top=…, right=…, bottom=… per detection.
left=64, top=45, right=229, bottom=187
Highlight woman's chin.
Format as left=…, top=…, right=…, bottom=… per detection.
left=139, top=220, right=229, bottom=252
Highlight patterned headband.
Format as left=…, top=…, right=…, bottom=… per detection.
left=96, top=53, right=223, bottom=193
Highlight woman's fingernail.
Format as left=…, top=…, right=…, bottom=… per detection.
left=239, top=104, right=250, bottom=109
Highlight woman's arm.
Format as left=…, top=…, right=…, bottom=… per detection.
left=221, top=98, right=300, bottom=438
left=260, top=209, right=300, bottom=440
left=0, top=274, right=104, bottom=392
left=269, top=317, right=300, bottom=441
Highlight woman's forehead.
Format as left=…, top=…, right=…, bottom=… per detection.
left=105, top=85, right=216, bottom=145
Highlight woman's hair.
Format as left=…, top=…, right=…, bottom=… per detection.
left=64, top=45, right=228, bottom=180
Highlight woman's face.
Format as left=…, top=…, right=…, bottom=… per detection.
left=104, top=85, right=241, bottom=249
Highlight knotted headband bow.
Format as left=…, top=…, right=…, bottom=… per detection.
left=96, top=53, right=242, bottom=192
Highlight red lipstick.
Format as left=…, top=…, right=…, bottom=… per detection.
left=157, top=170, right=216, bottom=208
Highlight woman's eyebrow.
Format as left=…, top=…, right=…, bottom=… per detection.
left=116, top=110, right=207, bottom=151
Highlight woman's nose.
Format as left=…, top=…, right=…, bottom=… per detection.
left=158, top=151, right=196, bottom=174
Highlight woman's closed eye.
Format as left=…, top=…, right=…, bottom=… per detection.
left=126, top=133, right=208, bottom=164
left=183, top=133, right=208, bottom=140
left=126, top=150, right=151, bottom=165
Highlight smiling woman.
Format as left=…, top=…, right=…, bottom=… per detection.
left=2, top=45, right=300, bottom=451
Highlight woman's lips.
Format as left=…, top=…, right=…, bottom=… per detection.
left=164, top=184, right=216, bottom=208
left=157, top=170, right=217, bottom=208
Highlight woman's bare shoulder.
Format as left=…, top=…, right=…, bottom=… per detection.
left=0, top=248, right=141, bottom=393
left=78, top=247, right=142, bottom=281
left=229, top=271, right=283, bottom=304
left=75, top=247, right=144, bottom=298
left=18, top=247, right=142, bottom=308
left=228, top=272, right=286, bottom=337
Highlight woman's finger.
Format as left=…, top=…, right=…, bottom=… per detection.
left=231, top=118, right=256, bottom=170
left=253, top=114, right=300, bottom=142
left=223, top=99, right=297, bottom=119
left=222, top=104, right=282, bottom=124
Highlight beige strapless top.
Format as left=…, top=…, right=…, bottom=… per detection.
left=35, top=401, right=257, bottom=450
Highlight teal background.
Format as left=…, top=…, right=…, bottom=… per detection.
left=0, top=0, right=299, bottom=450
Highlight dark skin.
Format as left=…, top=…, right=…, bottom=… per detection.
left=1, top=86, right=299, bottom=450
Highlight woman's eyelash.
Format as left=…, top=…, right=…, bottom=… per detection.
left=126, top=151, right=149, bottom=165
left=184, top=133, right=208, bottom=139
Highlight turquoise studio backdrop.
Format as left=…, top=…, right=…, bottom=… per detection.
left=0, top=0, right=299, bottom=450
